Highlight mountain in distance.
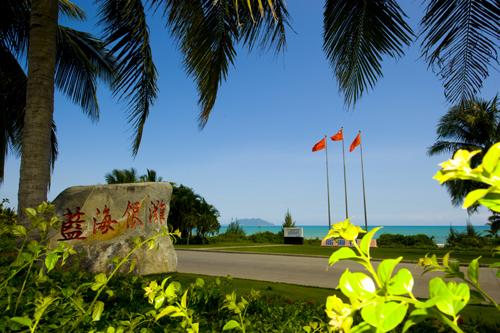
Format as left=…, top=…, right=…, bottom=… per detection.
left=234, top=218, right=274, bottom=226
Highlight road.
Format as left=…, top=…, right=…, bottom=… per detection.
left=176, top=250, right=500, bottom=302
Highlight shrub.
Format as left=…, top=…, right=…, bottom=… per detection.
left=445, top=223, right=499, bottom=249
left=377, top=233, right=437, bottom=248
left=248, top=231, right=283, bottom=243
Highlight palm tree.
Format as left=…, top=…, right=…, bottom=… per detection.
left=1, top=1, right=114, bottom=183
left=428, top=97, right=500, bottom=207
left=139, top=169, right=163, bottom=182
left=12, top=0, right=499, bottom=219
left=104, top=168, right=139, bottom=184
left=487, top=213, right=500, bottom=237
left=10, top=0, right=288, bottom=218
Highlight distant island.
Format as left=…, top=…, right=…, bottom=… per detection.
left=233, top=218, right=275, bottom=226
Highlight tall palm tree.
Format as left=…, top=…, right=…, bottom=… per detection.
left=1, top=0, right=114, bottom=183
left=428, top=96, right=500, bottom=206
left=104, top=168, right=140, bottom=184
left=11, top=0, right=288, bottom=218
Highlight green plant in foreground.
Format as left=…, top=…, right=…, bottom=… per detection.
left=0, top=202, right=177, bottom=332
left=305, top=219, right=472, bottom=333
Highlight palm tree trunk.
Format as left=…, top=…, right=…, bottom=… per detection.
left=17, top=0, right=59, bottom=223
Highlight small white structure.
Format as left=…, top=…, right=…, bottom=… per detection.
left=284, top=227, right=304, bottom=244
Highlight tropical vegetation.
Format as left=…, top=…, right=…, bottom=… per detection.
left=3, top=0, right=497, bottom=225
left=428, top=97, right=500, bottom=208
left=103, top=169, right=220, bottom=244
left=169, top=184, right=220, bottom=244
left=282, top=209, right=295, bottom=229
left=104, top=168, right=163, bottom=184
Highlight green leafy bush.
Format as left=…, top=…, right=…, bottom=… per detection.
left=377, top=233, right=437, bottom=248
left=248, top=231, right=283, bottom=243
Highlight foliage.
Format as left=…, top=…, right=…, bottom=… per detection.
left=377, top=233, right=437, bottom=248
left=428, top=97, right=500, bottom=208
left=487, top=213, right=500, bottom=237
left=0, top=198, right=16, bottom=225
left=0, top=202, right=176, bottom=332
left=105, top=167, right=140, bottom=184
left=434, top=142, right=500, bottom=213
left=282, top=209, right=296, bottom=228
left=248, top=231, right=283, bottom=244
left=225, top=221, right=246, bottom=237
left=445, top=223, right=499, bottom=249
left=302, top=219, right=497, bottom=333
left=105, top=167, right=164, bottom=184
left=1, top=0, right=114, bottom=182
left=169, top=184, right=220, bottom=244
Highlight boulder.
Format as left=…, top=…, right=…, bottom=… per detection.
left=49, top=182, right=177, bottom=275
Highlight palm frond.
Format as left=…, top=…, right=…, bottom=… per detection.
left=56, top=26, right=115, bottom=121
left=323, top=0, right=413, bottom=106
left=238, top=0, right=289, bottom=53
left=98, top=0, right=158, bottom=155
left=0, top=45, right=25, bottom=183
left=0, top=45, right=58, bottom=183
left=59, top=0, right=86, bottom=20
left=0, top=0, right=29, bottom=57
left=160, top=0, right=289, bottom=127
left=421, top=0, right=499, bottom=103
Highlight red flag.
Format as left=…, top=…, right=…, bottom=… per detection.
left=349, top=133, right=361, bottom=152
left=312, top=137, right=326, bottom=152
left=330, top=128, right=343, bottom=141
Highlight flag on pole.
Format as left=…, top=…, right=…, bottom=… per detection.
left=349, top=132, right=361, bottom=152
left=312, top=137, right=326, bottom=152
left=330, top=128, right=343, bottom=141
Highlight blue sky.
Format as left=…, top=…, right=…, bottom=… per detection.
left=2, top=1, right=499, bottom=226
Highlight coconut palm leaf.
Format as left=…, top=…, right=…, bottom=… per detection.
left=58, top=0, right=86, bottom=21
left=105, top=168, right=139, bottom=184
left=55, top=27, right=115, bottom=121
left=323, top=0, right=413, bottom=106
left=421, top=0, right=499, bottom=103
left=0, top=0, right=29, bottom=57
left=98, top=0, right=158, bottom=155
left=159, top=0, right=288, bottom=127
left=0, top=44, right=58, bottom=183
left=428, top=97, right=500, bottom=207
left=428, top=97, right=500, bottom=157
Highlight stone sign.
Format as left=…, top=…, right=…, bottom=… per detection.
left=49, top=182, right=177, bottom=275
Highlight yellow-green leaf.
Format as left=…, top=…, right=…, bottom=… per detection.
left=463, top=189, right=489, bottom=209
left=92, top=301, right=105, bottom=321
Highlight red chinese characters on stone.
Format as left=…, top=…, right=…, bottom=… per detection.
left=149, top=200, right=166, bottom=224
left=92, top=205, right=118, bottom=235
left=60, top=207, right=87, bottom=241
left=123, top=201, right=143, bottom=228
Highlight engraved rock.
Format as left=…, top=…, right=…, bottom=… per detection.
left=49, top=182, right=177, bottom=275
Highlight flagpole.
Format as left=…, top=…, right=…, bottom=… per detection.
left=341, top=128, right=349, bottom=219
left=324, top=135, right=332, bottom=229
left=359, top=131, right=368, bottom=230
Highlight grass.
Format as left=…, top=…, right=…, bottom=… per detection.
left=168, top=272, right=334, bottom=304
left=176, top=244, right=498, bottom=264
left=167, top=272, right=499, bottom=327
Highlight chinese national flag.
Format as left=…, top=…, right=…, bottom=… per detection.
left=349, top=133, right=361, bottom=152
left=312, top=137, right=326, bottom=152
left=331, top=128, right=343, bottom=141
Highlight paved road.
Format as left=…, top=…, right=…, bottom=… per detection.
left=177, top=250, right=500, bottom=302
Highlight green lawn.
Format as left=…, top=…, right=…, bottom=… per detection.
left=176, top=244, right=498, bottom=264
left=167, top=273, right=499, bottom=327
left=168, top=272, right=334, bottom=304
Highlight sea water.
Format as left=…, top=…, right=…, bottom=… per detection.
left=217, top=225, right=491, bottom=245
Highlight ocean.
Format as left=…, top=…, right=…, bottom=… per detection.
left=217, top=225, right=491, bottom=245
